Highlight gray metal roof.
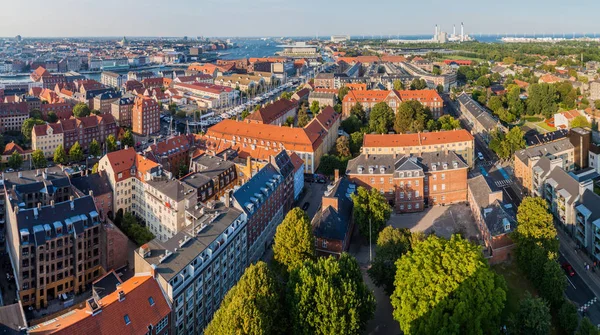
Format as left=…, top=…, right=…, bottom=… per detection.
left=467, top=175, right=501, bottom=209
left=514, top=138, right=574, bottom=166
left=457, top=92, right=500, bottom=130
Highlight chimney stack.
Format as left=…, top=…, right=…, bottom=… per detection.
left=334, top=169, right=339, bottom=182
left=225, top=192, right=231, bottom=207
left=51, top=200, right=55, bottom=208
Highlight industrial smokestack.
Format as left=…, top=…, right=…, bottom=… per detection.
left=461, top=22, right=464, bottom=41
left=453, top=24, right=456, bottom=36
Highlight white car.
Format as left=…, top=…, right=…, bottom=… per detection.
left=477, top=152, right=484, bottom=161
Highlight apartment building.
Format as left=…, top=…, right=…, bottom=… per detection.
left=346, top=151, right=469, bottom=213
left=514, top=138, right=575, bottom=195
left=100, top=71, right=126, bottom=88
left=28, top=272, right=171, bottom=335
left=214, top=74, right=265, bottom=92
left=31, top=114, right=118, bottom=154
left=361, top=129, right=475, bottom=167
left=341, top=89, right=443, bottom=119
left=181, top=154, right=238, bottom=204
left=308, top=91, right=337, bottom=108
left=172, top=83, right=235, bottom=108
left=232, top=163, right=288, bottom=263
left=398, top=62, right=457, bottom=92
left=0, top=102, right=29, bottom=132
left=93, top=91, right=122, bottom=115
left=246, top=98, right=298, bottom=125
left=204, top=107, right=340, bottom=174
left=574, top=190, right=600, bottom=260
left=314, top=73, right=335, bottom=89
left=144, top=134, right=192, bottom=174
left=590, top=81, right=600, bottom=100
left=111, top=94, right=135, bottom=127
left=467, top=175, right=517, bottom=264
left=6, top=193, right=102, bottom=309
left=456, top=92, right=506, bottom=143
left=134, top=201, right=247, bottom=335
left=312, top=174, right=355, bottom=257
left=132, top=97, right=160, bottom=136
left=32, top=123, right=64, bottom=158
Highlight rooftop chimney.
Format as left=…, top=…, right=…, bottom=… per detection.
left=334, top=169, right=339, bottom=182
left=51, top=200, right=55, bottom=208
left=37, top=203, right=41, bottom=211
left=118, top=290, right=125, bottom=302
left=225, top=192, right=231, bottom=207
left=89, top=190, right=94, bottom=197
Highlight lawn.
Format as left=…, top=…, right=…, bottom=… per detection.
left=522, top=116, right=543, bottom=123
left=436, top=54, right=486, bottom=62
left=535, top=121, right=557, bottom=132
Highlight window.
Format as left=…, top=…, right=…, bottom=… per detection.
left=416, top=203, right=420, bottom=209
left=441, top=173, right=446, bottom=180
left=400, top=205, right=404, bottom=210
left=433, top=185, right=437, bottom=191
left=415, top=180, right=419, bottom=186
left=149, top=297, right=155, bottom=306
left=124, top=314, right=131, bottom=325
left=156, top=315, right=168, bottom=332
left=322, top=240, right=327, bottom=249
left=441, top=184, right=446, bottom=190
left=432, top=174, right=437, bottom=180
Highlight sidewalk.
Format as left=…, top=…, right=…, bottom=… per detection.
left=557, top=227, right=600, bottom=299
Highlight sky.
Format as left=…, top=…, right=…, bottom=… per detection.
left=1, top=0, right=599, bottom=38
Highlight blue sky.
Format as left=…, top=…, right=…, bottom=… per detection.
left=1, top=0, right=598, bottom=37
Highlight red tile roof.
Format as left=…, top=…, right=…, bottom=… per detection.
left=246, top=99, right=298, bottom=124
left=29, top=275, right=171, bottom=335
left=363, top=129, right=474, bottom=148
left=2, top=142, right=31, bottom=155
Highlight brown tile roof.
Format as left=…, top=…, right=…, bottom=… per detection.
left=33, top=123, right=63, bottom=137
left=246, top=99, right=298, bottom=124
left=104, top=148, right=159, bottom=181
left=312, top=106, right=340, bottom=131
left=29, top=275, right=170, bottom=335
left=363, top=129, right=474, bottom=148
left=3, top=142, right=31, bottom=155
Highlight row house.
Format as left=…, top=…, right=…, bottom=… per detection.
left=346, top=151, right=469, bottom=213
left=456, top=93, right=506, bottom=143
left=361, top=130, right=475, bottom=167
left=214, top=74, right=265, bottom=92
left=100, top=71, right=126, bottom=88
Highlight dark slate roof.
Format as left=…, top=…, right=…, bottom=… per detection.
left=312, top=178, right=355, bottom=241
left=524, top=129, right=568, bottom=147
left=0, top=303, right=26, bottom=334
left=577, top=189, right=600, bottom=223
left=3, top=167, right=71, bottom=205
left=71, top=172, right=113, bottom=197
left=140, top=203, right=243, bottom=281
left=468, top=174, right=502, bottom=208
left=483, top=200, right=517, bottom=236
left=17, top=196, right=99, bottom=246
left=569, top=168, right=600, bottom=183
left=92, top=271, right=122, bottom=300
left=233, top=164, right=282, bottom=215
left=146, top=178, right=187, bottom=201
left=190, top=154, right=235, bottom=178
left=457, top=92, right=500, bottom=130
left=546, top=167, right=583, bottom=205
left=514, top=138, right=574, bottom=165
left=419, top=151, right=469, bottom=172
left=180, top=172, right=212, bottom=189
left=271, top=150, right=294, bottom=179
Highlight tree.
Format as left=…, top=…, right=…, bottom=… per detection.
left=338, top=86, right=350, bottom=101
left=351, top=186, right=392, bottom=241
left=73, top=103, right=91, bottom=117
left=88, top=139, right=101, bottom=157
left=205, top=262, right=283, bottom=335
left=437, top=115, right=461, bottom=130
left=369, top=102, right=394, bottom=134
left=505, top=126, right=526, bottom=155
left=273, top=208, right=315, bottom=272
left=121, top=130, right=134, bottom=148
left=7, top=151, right=23, bottom=170
left=47, top=111, right=58, bottom=123
left=409, top=78, right=427, bottom=90
left=578, top=317, right=600, bottom=335
left=487, top=96, right=504, bottom=112
left=53, top=145, right=67, bottom=165
left=168, top=103, right=177, bottom=115
left=506, top=86, right=525, bottom=117
left=287, top=253, right=376, bottom=335
left=284, top=116, right=295, bottom=127
left=571, top=115, right=591, bottom=128
left=336, top=136, right=351, bottom=158
left=120, top=212, right=154, bottom=245
left=391, top=235, right=506, bottom=335
left=69, top=141, right=84, bottom=162
left=106, top=134, right=117, bottom=152
left=558, top=301, right=579, bottom=335
left=393, top=79, right=404, bottom=90
left=280, top=91, right=293, bottom=100
left=476, top=76, right=491, bottom=87
left=318, top=154, right=344, bottom=176
left=515, top=294, right=551, bottom=335
left=92, top=162, right=99, bottom=174
left=32, top=149, right=47, bottom=169
left=30, top=109, right=42, bottom=119
left=527, top=83, right=558, bottom=118
left=432, top=66, right=441, bottom=75
left=349, top=132, right=364, bottom=156
left=241, top=110, right=250, bottom=120
left=91, top=109, right=101, bottom=115
left=394, top=100, right=432, bottom=134
left=368, top=226, right=412, bottom=295
left=310, top=100, right=320, bottom=114
left=503, top=56, right=516, bottom=64
left=341, top=115, right=363, bottom=134
left=21, top=118, right=45, bottom=141
left=350, top=102, right=366, bottom=123
left=540, top=260, right=566, bottom=309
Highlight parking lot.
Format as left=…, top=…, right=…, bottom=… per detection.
left=388, top=203, right=481, bottom=243
left=295, top=181, right=329, bottom=220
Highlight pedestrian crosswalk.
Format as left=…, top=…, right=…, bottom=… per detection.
left=495, top=179, right=513, bottom=188
left=579, top=297, right=597, bottom=312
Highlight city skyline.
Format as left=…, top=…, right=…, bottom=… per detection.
left=1, top=0, right=599, bottom=38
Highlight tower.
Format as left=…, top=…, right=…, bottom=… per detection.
left=461, top=22, right=464, bottom=42
left=453, top=25, right=456, bottom=36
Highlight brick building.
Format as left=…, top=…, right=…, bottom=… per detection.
left=246, top=98, right=298, bottom=125
left=111, top=95, right=135, bottom=127
left=144, top=134, right=193, bottom=174
left=132, top=97, right=160, bottom=136
left=346, top=151, right=468, bottom=213
left=342, top=89, right=443, bottom=119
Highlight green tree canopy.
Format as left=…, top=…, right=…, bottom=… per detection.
left=106, top=134, right=117, bottom=152
left=205, top=262, right=283, bottom=335
left=336, top=136, right=351, bottom=158
left=394, top=100, right=432, bottom=133
left=273, top=208, right=315, bottom=272
left=32, top=149, right=47, bottom=169
left=30, top=109, right=42, bottom=119
left=393, top=79, right=404, bottom=90
left=338, top=86, right=350, bottom=102
left=73, top=102, right=91, bottom=117
left=487, top=95, right=504, bottom=113
left=47, top=111, right=58, bottom=123
left=287, top=253, right=376, bottom=335
left=7, top=151, right=23, bottom=170
left=351, top=186, right=392, bottom=241
left=121, top=130, right=134, bottom=148
left=578, top=317, right=600, bottom=335
left=369, top=102, right=394, bottom=134
left=515, top=294, right=551, bottom=335
left=476, top=76, right=491, bottom=87
left=558, top=301, right=579, bottom=335
left=88, top=139, right=101, bottom=157
left=53, top=145, right=67, bottom=165
left=391, top=235, right=506, bottom=335
left=409, top=78, right=427, bottom=90
left=350, top=102, right=366, bottom=123
left=571, top=115, right=591, bottom=128
left=341, top=115, right=363, bottom=134
left=349, top=132, right=364, bottom=156
left=92, top=162, right=99, bottom=174
left=526, top=83, right=558, bottom=118
left=280, top=91, right=293, bottom=100
left=69, top=141, right=84, bottom=162
left=368, top=226, right=413, bottom=295
left=21, top=118, right=45, bottom=141
left=310, top=100, right=320, bottom=114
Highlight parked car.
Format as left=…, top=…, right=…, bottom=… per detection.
left=562, top=262, right=575, bottom=277
left=477, top=152, right=484, bottom=161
